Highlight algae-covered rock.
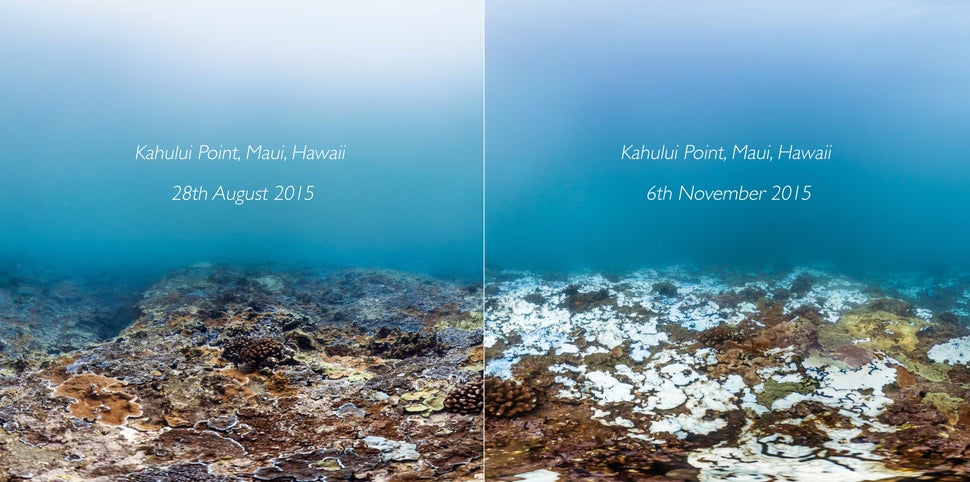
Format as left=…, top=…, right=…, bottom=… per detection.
left=757, top=378, right=819, bottom=408
left=895, top=353, right=949, bottom=383
left=436, top=311, right=484, bottom=330
left=923, top=392, right=963, bottom=425
left=816, top=323, right=855, bottom=352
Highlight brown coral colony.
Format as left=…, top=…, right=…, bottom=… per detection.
left=445, top=380, right=484, bottom=415
left=484, top=377, right=537, bottom=417
left=222, top=336, right=284, bottom=368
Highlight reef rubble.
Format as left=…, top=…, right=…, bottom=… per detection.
left=485, top=267, right=970, bottom=481
left=0, top=266, right=484, bottom=481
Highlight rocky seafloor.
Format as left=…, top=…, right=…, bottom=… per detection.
left=0, top=265, right=484, bottom=481
left=485, top=267, right=970, bottom=481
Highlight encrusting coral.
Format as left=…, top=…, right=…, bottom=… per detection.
left=709, top=347, right=774, bottom=386
left=484, top=377, right=536, bottom=417
left=833, top=344, right=873, bottom=369
left=52, top=373, right=143, bottom=426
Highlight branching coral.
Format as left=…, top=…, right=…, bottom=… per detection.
left=867, top=298, right=914, bottom=317
left=789, top=304, right=824, bottom=324
left=130, top=463, right=237, bottom=482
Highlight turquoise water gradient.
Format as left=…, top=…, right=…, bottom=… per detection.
left=486, top=0, right=970, bottom=273
left=4, top=2, right=970, bottom=280
left=0, top=1, right=482, bottom=280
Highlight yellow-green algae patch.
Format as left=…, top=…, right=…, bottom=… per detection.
left=838, top=310, right=929, bottom=354
left=923, top=392, right=963, bottom=425
left=435, top=311, right=483, bottom=330
left=401, top=388, right=447, bottom=416
left=757, top=378, right=819, bottom=408
left=894, top=353, right=949, bottom=383
left=817, top=309, right=949, bottom=383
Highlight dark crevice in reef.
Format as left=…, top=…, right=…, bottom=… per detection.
left=0, top=271, right=149, bottom=357
left=94, top=302, right=144, bottom=340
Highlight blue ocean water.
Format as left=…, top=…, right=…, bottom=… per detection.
left=0, top=2, right=483, bottom=283
left=486, top=1, right=970, bottom=275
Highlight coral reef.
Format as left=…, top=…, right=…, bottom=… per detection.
left=485, top=267, right=970, bottom=480
left=0, top=266, right=483, bottom=480
left=789, top=272, right=814, bottom=296
left=873, top=393, right=970, bottom=471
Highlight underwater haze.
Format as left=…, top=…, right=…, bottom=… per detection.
left=0, top=1, right=483, bottom=282
left=486, top=0, right=970, bottom=275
